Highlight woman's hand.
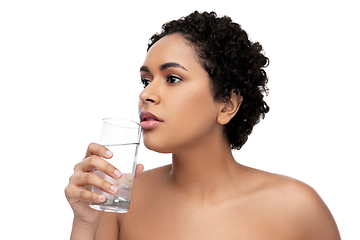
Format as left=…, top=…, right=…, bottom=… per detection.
left=65, top=143, right=144, bottom=226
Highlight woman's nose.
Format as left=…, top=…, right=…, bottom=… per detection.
left=139, top=80, right=160, bottom=105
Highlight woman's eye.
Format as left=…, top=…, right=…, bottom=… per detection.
left=141, top=79, right=150, bottom=88
left=166, top=75, right=182, bottom=84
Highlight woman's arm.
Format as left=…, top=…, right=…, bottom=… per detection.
left=70, top=216, right=102, bottom=240
left=94, top=212, right=120, bottom=240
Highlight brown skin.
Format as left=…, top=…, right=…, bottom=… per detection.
left=66, top=34, right=341, bottom=239
left=99, top=165, right=340, bottom=240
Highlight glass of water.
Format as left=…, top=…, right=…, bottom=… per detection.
left=89, top=118, right=141, bottom=213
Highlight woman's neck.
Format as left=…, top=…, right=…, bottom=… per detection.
left=168, top=136, right=242, bottom=201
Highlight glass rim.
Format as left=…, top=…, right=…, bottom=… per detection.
left=102, top=117, right=140, bottom=129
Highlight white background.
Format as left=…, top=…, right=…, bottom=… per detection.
left=1, top=1, right=359, bottom=239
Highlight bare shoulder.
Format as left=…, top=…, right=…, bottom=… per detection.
left=243, top=167, right=341, bottom=239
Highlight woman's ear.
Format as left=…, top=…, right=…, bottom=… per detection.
left=217, top=91, right=243, bottom=125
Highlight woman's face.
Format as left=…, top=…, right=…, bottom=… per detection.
left=139, top=34, right=225, bottom=153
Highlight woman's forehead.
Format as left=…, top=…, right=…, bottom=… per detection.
left=144, top=34, right=197, bottom=66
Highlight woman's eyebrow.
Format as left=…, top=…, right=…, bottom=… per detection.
left=140, top=62, right=188, bottom=73
left=160, top=62, right=188, bottom=71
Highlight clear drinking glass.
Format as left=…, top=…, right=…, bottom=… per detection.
left=89, top=118, right=141, bottom=213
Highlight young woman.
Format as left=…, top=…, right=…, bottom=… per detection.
left=65, top=11, right=341, bottom=239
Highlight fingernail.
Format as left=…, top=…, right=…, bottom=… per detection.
left=111, top=185, right=118, bottom=193
left=105, top=150, right=113, bottom=157
left=114, top=169, right=121, bottom=178
left=99, top=195, right=106, bottom=202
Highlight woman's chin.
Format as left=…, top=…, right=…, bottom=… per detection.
left=143, top=138, right=172, bottom=154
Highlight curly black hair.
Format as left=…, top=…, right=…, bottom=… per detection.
left=148, top=11, right=269, bottom=150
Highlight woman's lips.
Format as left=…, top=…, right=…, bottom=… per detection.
left=140, top=120, right=162, bottom=129
left=140, top=111, right=163, bottom=130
